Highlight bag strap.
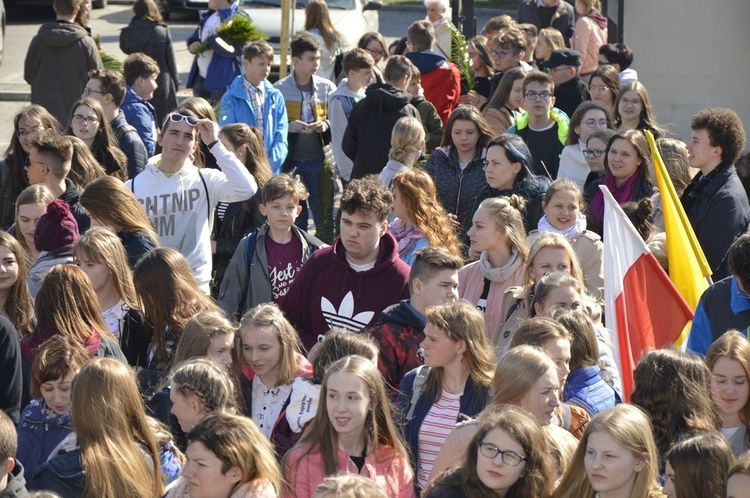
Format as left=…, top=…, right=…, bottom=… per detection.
left=239, top=231, right=258, bottom=313
left=197, top=169, right=210, bottom=220
left=406, top=365, right=430, bottom=422
left=115, top=123, right=138, bottom=141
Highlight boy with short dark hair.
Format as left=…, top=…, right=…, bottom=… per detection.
left=281, top=175, right=411, bottom=351
left=219, top=174, right=325, bottom=320
left=508, top=70, right=569, bottom=179
left=329, top=48, right=375, bottom=183
left=122, top=53, right=160, bottom=156
left=26, top=132, right=89, bottom=231
left=274, top=33, right=337, bottom=243
left=0, top=411, right=28, bottom=497
left=220, top=40, right=289, bottom=173
left=342, top=56, right=420, bottom=180
left=369, top=246, right=464, bottom=396
left=405, top=20, right=461, bottom=125
left=488, top=27, right=533, bottom=97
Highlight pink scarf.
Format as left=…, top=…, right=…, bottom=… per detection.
left=586, top=171, right=640, bottom=235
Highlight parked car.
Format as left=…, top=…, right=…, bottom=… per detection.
left=156, top=0, right=207, bottom=20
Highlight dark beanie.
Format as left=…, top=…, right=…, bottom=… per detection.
left=34, top=199, right=80, bottom=252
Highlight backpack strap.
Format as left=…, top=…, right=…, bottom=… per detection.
left=505, top=298, right=523, bottom=323
left=197, top=169, right=210, bottom=220
left=406, top=365, right=430, bottom=422
left=239, top=232, right=258, bottom=313
left=114, top=123, right=138, bottom=141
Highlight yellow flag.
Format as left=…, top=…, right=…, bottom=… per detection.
left=644, top=131, right=712, bottom=348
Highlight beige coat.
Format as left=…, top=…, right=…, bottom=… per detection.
left=483, top=106, right=514, bottom=136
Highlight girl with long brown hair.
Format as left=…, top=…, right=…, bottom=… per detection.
left=133, top=247, right=219, bottom=396
left=0, top=232, right=34, bottom=337
left=65, top=98, right=128, bottom=181
left=14, top=184, right=56, bottom=262
left=67, top=136, right=107, bottom=190
left=0, top=105, right=61, bottom=229
left=80, top=175, right=159, bottom=267
left=212, top=123, right=274, bottom=296
left=34, top=358, right=165, bottom=497
left=483, top=67, right=527, bottom=136
left=284, top=355, right=414, bottom=498
left=304, top=0, right=343, bottom=82
left=389, top=169, right=462, bottom=266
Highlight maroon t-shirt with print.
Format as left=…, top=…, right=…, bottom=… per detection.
left=265, top=234, right=303, bottom=302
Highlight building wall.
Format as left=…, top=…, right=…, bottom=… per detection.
left=621, top=0, right=750, bottom=145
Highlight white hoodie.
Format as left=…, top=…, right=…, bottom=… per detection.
left=126, top=143, right=257, bottom=292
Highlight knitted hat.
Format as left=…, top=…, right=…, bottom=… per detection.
left=34, top=199, right=80, bottom=252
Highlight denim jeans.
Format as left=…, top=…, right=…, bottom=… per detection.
left=291, top=157, right=334, bottom=244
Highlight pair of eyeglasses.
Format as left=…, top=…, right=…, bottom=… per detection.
left=365, top=47, right=384, bottom=57
left=584, top=119, right=609, bottom=129
left=620, top=98, right=642, bottom=107
left=479, top=442, right=527, bottom=466
left=24, top=156, right=46, bottom=168
left=491, top=49, right=514, bottom=58
left=72, top=115, right=100, bottom=125
left=588, top=85, right=609, bottom=94
left=82, top=87, right=107, bottom=97
left=525, top=92, right=552, bottom=101
left=162, top=113, right=198, bottom=129
left=583, top=148, right=605, bottom=158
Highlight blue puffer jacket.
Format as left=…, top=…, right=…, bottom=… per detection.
left=563, top=365, right=618, bottom=416
left=16, top=399, right=71, bottom=489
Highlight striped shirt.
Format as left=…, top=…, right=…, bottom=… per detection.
left=417, top=390, right=462, bottom=487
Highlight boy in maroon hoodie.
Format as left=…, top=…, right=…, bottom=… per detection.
left=281, top=175, right=411, bottom=352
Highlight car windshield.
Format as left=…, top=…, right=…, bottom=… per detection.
left=242, top=0, right=355, bottom=9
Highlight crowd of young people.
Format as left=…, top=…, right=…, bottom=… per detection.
left=3, top=0, right=750, bottom=497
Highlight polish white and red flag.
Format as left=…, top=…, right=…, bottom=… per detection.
left=600, top=185, right=693, bottom=400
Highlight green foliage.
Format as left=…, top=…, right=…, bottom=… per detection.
left=94, top=34, right=123, bottom=72
left=196, top=15, right=267, bottom=54
left=447, top=21, right=475, bottom=93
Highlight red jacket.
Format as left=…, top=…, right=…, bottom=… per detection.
left=407, top=51, right=461, bottom=125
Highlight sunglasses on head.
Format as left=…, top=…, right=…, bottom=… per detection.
left=162, top=113, right=198, bottom=130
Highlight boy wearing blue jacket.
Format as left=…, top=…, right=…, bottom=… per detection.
left=122, top=53, right=159, bottom=157
left=220, top=40, right=289, bottom=173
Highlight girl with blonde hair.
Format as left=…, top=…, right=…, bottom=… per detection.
left=423, top=405, right=554, bottom=498
left=238, top=302, right=313, bottom=456
left=552, top=404, right=664, bottom=498
left=534, top=27, right=565, bottom=62
left=65, top=98, right=128, bottom=181
left=0, top=231, right=34, bottom=337
left=133, top=248, right=220, bottom=395
left=168, top=358, right=237, bottom=434
left=461, top=196, right=528, bottom=338
left=14, top=184, right=55, bottom=262
left=80, top=175, right=159, bottom=267
left=389, top=169, right=462, bottom=266
left=705, top=330, right=750, bottom=456
left=172, top=310, right=236, bottom=370
left=73, top=227, right=148, bottom=366
left=67, top=136, right=107, bottom=190
left=304, top=0, right=343, bottom=82
left=396, top=300, right=495, bottom=490
left=380, top=116, right=426, bottom=189
left=34, top=357, right=165, bottom=497
left=168, top=412, right=282, bottom=498
left=284, top=355, right=414, bottom=498
left=430, top=345, right=578, bottom=484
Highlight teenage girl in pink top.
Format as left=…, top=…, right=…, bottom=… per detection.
left=283, top=355, right=415, bottom=498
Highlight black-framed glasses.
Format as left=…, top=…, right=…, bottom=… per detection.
left=479, top=442, right=527, bottom=467
left=583, top=148, right=605, bottom=158
left=72, top=115, right=100, bottom=125
left=491, top=49, right=514, bottom=58
left=162, top=113, right=199, bottom=129
left=82, top=87, right=107, bottom=97
left=525, top=92, right=552, bottom=101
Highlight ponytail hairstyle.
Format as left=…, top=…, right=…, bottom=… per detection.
left=477, top=195, right=529, bottom=261
left=170, top=358, right=238, bottom=415
left=621, top=197, right=654, bottom=242
left=388, top=116, right=425, bottom=165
